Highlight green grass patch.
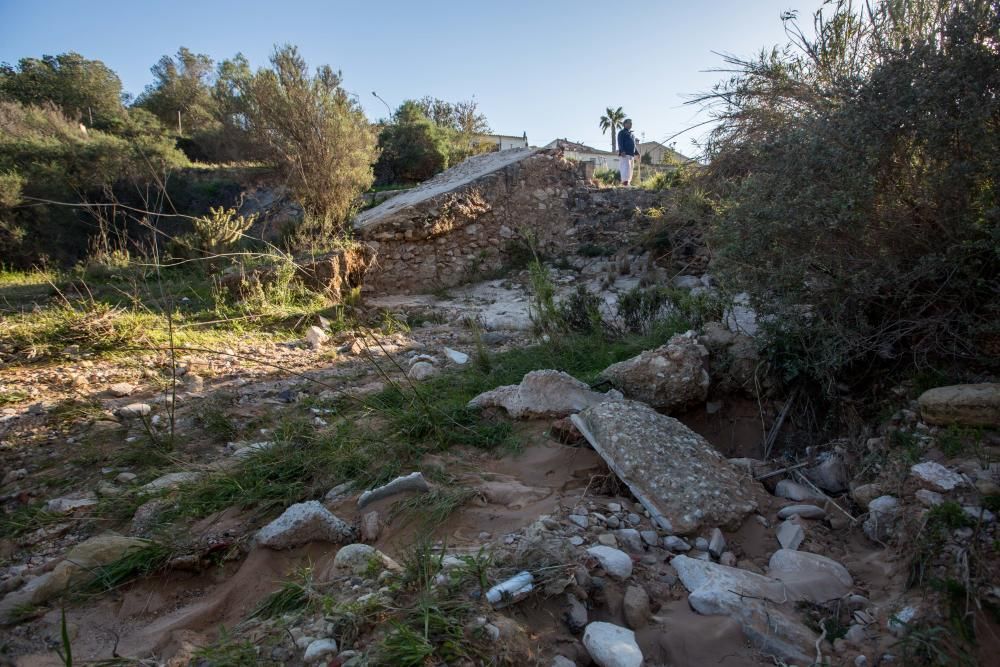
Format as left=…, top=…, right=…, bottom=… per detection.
left=0, top=503, right=63, bottom=539
left=192, top=628, right=268, bottom=666
left=85, top=541, right=174, bottom=593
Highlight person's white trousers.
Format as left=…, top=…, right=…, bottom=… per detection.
left=619, top=155, right=634, bottom=184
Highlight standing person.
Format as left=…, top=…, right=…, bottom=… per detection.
left=617, top=119, right=639, bottom=186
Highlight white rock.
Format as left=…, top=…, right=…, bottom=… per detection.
left=614, top=528, right=644, bottom=554
left=332, top=543, right=399, bottom=575
left=407, top=361, right=438, bottom=381
left=118, top=403, right=151, bottom=418
left=469, top=369, right=620, bottom=419
left=963, top=506, right=996, bottom=523
left=585, top=546, right=633, bottom=580
left=803, top=452, right=849, bottom=494
left=443, top=347, right=469, bottom=364
left=109, top=382, right=134, bottom=397
left=551, top=657, right=577, bottom=667
left=671, top=555, right=815, bottom=663
left=774, top=479, right=826, bottom=502
left=582, top=622, right=643, bottom=667
left=45, top=495, right=98, bottom=514
left=663, top=536, right=691, bottom=552
left=889, top=605, right=918, bottom=636
left=598, top=332, right=710, bottom=413
left=256, top=501, right=354, bottom=549
left=115, top=472, right=138, bottom=485
left=357, top=472, right=430, bottom=508
left=863, top=495, right=899, bottom=543
left=303, top=638, right=338, bottom=663
left=141, top=471, right=203, bottom=492
left=305, top=326, right=328, bottom=349
left=777, top=504, right=827, bottom=520
left=776, top=521, right=805, bottom=550
left=910, top=461, right=965, bottom=492
left=324, top=481, right=355, bottom=504
left=768, top=549, right=853, bottom=602
left=914, top=489, right=943, bottom=506
left=708, top=527, right=726, bottom=558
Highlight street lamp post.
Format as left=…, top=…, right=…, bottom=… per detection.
left=372, top=91, right=392, bottom=119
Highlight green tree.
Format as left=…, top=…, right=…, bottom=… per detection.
left=0, top=52, right=124, bottom=129
left=375, top=111, right=451, bottom=184
left=134, top=47, right=217, bottom=136
left=599, top=106, right=626, bottom=153
left=229, top=45, right=378, bottom=236
left=375, top=98, right=492, bottom=185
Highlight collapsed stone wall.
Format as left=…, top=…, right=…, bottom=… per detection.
left=354, top=149, right=581, bottom=294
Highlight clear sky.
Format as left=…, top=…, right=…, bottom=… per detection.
left=0, top=0, right=818, bottom=157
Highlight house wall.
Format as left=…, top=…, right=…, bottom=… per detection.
left=564, top=150, right=620, bottom=170
left=472, top=134, right=529, bottom=151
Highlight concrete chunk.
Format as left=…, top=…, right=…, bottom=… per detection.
left=469, top=370, right=621, bottom=419
left=572, top=400, right=758, bottom=534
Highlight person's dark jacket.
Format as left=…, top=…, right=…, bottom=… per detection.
left=617, top=127, right=638, bottom=156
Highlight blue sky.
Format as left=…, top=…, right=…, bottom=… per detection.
left=0, top=0, right=818, bottom=156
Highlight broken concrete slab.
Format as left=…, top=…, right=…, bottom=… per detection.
left=357, top=472, right=430, bottom=508
left=469, top=370, right=621, bottom=419
left=671, top=555, right=816, bottom=664
left=597, top=332, right=709, bottom=413
left=571, top=400, right=758, bottom=534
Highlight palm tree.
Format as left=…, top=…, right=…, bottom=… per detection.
left=599, top=106, right=626, bottom=153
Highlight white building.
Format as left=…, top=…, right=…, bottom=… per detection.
left=472, top=132, right=529, bottom=151
left=542, top=139, right=620, bottom=170
left=639, top=140, right=690, bottom=165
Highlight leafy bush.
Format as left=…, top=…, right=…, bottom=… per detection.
left=558, top=285, right=603, bottom=333
left=374, top=98, right=492, bottom=186
left=224, top=45, right=378, bottom=238
left=594, top=167, right=619, bottom=186
left=699, top=0, right=1000, bottom=388
left=189, top=206, right=256, bottom=254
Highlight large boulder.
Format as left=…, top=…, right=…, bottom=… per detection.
left=598, top=332, right=709, bottom=413
left=468, top=370, right=621, bottom=419
left=672, top=555, right=816, bottom=664
left=767, top=549, right=853, bottom=602
left=582, top=622, right=643, bottom=667
left=918, top=383, right=1000, bottom=427
left=572, top=401, right=758, bottom=534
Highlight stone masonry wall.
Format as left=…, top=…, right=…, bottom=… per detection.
left=355, top=150, right=581, bottom=294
